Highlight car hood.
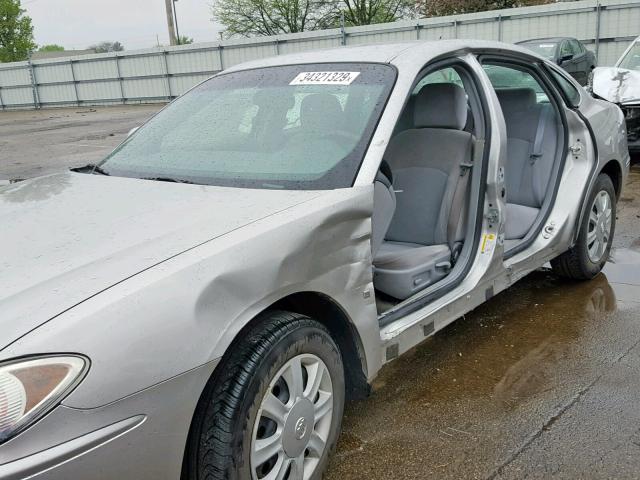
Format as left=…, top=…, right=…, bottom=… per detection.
left=0, top=172, right=322, bottom=349
left=592, top=66, right=640, bottom=105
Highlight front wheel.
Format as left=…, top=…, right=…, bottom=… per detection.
left=551, top=173, right=616, bottom=279
left=185, top=311, right=345, bottom=480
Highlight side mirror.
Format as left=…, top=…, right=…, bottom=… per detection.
left=128, top=126, right=139, bottom=137
left=558, top=53, right=573, bottom=65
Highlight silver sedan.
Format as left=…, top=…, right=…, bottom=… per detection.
left=0, top=40, right=629, bottom=479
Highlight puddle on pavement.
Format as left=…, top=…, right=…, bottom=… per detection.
left=329, top=268, right=640, bottom=479
left=329, top=168, right=640, bottom=479
left=369, top=271, right=617, bottom=407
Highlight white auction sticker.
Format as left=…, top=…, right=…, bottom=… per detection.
left=289, top=71, right=360, bottom=86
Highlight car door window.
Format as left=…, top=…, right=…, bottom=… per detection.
left=560, top=41, right=573, bottom=59
left=549, top=69, right=581, bottom=107
left=570, top=39, right=583, bottom=56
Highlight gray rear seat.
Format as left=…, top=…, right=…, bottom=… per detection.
left=373, top=84, right=473, bottom=300
left=496, top=88, right=558, bottom=245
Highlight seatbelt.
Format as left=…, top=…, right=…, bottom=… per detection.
left=448, top=138, right=483, bottom=263
left=530, top=106, right=550, bottom=165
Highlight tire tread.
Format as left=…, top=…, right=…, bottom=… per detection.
left=188, top=310, right=335, bottom=480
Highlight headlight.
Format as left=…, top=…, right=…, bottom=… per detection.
left=0, top=356, right=87, bottom=443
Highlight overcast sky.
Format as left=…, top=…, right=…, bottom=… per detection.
left=24, top=0, right=224, bottom=51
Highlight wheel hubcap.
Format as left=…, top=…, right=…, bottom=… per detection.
left=251, top=354, right=333, bottom=480
left=587, top=190, right=613, bottom=263
left=282, top=399, right=314, bottom=457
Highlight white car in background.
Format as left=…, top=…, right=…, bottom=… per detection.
left=592, top=35, right=640, bottom=153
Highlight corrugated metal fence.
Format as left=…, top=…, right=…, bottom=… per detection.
left=0, top=0, right=638, bottom=110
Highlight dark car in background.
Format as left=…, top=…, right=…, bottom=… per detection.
left=517, top=37, right=597, bottom=85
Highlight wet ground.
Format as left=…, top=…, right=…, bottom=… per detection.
left=0, top=105, right=161, bottom=181
left=328, top=165, right=640, bottom=479
left=2, top=106, right=640, bottom=478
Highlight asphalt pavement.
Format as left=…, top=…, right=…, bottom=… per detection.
left=327, top=167, right=640, bottom=479
left=0, top=105, right=161, bottom=181
left=1, top=105, right=640, bottom=479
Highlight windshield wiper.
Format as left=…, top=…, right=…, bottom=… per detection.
left=140, top=177, right=196, bottom=184
left=71, top=164, right=111, bottom=176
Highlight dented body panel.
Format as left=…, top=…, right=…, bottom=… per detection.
left=592, top=36, right=640, bottom=152
left=0, top=182, right=380, bottom=406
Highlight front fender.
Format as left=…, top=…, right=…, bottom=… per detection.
left=0, top=186, right=380, bottom=409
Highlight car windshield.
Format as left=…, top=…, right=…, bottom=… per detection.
left=619, top=42, right=640, bottom=71
left=98, top=63, right=395, bottom=190
left=520, top=41, right=558, bottom=60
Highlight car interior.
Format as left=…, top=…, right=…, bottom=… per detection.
left=372, top=62, right=564, bottom=314
left=486, top=63, right=564, bottom=252
left=371, top=66, right=479, bottom=311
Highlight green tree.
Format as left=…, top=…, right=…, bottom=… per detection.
left=340, top=0, right=414, bottom=26
left=0, top=0, right=37, bottom=62
left=212, top=0, right=335, bottom=37
left=38, top=44, right=64, bottom=52
left=89, top=41, right=125, bottom=53
left=177, top=35, right=194, bottom=45
left=420, top=0, right=551, bottom=17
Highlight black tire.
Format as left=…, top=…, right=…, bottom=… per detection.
left=185, top=310, right=345, bottom=480
left=551, top=173, right=616, bottom=280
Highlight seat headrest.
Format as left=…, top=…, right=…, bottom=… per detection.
left=413, top=83, right=468, bottom=130
left=300, top=93, right=343, bottom=132
left=496, top=88, right=537, bottom=116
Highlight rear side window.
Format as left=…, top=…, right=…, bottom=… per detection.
left=560, top=41, right=573, bottom=58
left=571, top=39, right=584, bottom=54
left=549, top=69, right=581, bottom=107
left=483, top=64, right=549, bottom=104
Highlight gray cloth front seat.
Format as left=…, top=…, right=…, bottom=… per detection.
left=371, top=161, right=396, bottom=257
left=373, top=83, right=474, bottom=300
left=496, top=88, right=558, bottom=246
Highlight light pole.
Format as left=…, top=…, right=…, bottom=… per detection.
left=172, top=0, right=181, bottom=44
left=164, top=0, right=177, bottom=45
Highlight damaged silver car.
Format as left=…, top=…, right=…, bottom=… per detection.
left=592, top=35, right=640, bottom=153
left=0, top=40, right=630, bottom=480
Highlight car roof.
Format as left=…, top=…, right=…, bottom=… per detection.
left=517, top=37, right=573, bottom=44
left=224, top=39, right=542, bottom=73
